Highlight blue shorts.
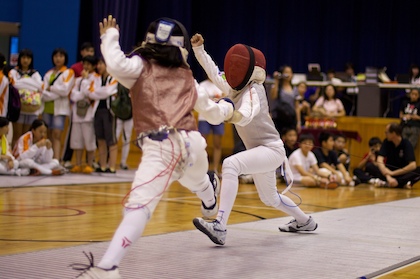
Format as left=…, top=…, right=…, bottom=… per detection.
left=198, top=121, right=225, bottom=135
left=17, top=114, right=38, bottom=125
left=42, top=113, right=66, bottom=130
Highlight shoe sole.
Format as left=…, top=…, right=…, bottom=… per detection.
left=193, top=218, right=225, bottom=245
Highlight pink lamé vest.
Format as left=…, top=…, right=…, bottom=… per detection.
left=130, top=59, right=198, bottom=136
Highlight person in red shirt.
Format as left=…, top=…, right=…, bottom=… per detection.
left=70, top=42, right=95, bottom=77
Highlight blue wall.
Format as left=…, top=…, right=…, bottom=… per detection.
left=0, top=0, right=22, bottom=22
left=0, top=0, right=80, bottom=75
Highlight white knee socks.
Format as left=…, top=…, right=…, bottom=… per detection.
left=98, top=208, right=148, bottom=269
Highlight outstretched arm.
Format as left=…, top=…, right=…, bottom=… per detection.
left=191, top=34, right=232, bottom=94
left=99, top=15, right=142, bottom=89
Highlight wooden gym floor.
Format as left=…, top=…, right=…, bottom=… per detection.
left=0, top=168, right=419, bottom=278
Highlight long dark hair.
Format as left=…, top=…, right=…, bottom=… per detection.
left=322, top=84, right=337, bottom=101
left=17, top=49, right=34, bottom=70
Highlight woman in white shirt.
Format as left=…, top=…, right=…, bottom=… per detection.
left=8, top=49, right=43, bottom=147
left=42, top=48, right=75, bottom=160
left=312, top=84, right=345, bottom=117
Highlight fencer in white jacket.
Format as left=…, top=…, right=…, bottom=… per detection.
left=190, top=33, right=318, bottom=246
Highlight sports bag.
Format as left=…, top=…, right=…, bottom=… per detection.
left=111, top=83, right=132, bottom=120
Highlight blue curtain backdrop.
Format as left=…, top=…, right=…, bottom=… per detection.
left=80, top=0, right=420, bottom=81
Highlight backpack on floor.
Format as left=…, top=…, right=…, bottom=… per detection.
left=111, top=83, right=132, bottom=120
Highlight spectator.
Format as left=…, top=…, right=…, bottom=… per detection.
left=295, top=81, right=311, bottom=131
left=409, top=64, right=420, bottom=85
left=289, top=133, right=337, bottom=188
left=270, top=65, right=298, bottom=131
left=116, top=119, right=133, bottom=170
left=198, top=78, right=226, bottom=177
left=0, top=53, right=10, bottom=117
left=8, top=49, right=43, bottom=147
left=333, top=134, right=350, bottom=170
left=352, top=136, right=385, bottom=186
left=366, top=123, right=420, bottom=188
left=312, top=84, right=346, bottom=118
left=42, top=48, right=75, bottom=160
left=0, top=53, right=12, bottom=140
left=63, top=42, right=95, bottom=169
left=281, top=127, right=297, bottom=157
left=68, top=55, right=98, bottom=174
left=0, top=117, right=29, bottom=176
left=13, top=119, right=63, bottom=175
left=70, top=42, right=95, bottom=78
left=400, top=88, right=420, bottom=149
left=325, top=68, right=342, bottom=84
left=92, top=57, right=118, bottom=174
left=313, top=132, right=353, bottom=186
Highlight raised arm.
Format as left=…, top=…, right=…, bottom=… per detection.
left=99, top=15, right=142, bottom=89
left=191, top=34, right=232, bottom=94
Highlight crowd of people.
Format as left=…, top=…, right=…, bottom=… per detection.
left=265, top=62, right=420, bottom=190
left=0, top=41, right=134, bottom=177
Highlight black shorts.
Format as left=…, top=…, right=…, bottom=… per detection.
left=94, top=108, right=117, bottom=146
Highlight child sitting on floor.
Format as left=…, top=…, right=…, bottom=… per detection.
left=13, top=119, right=63, bottom=175
left=0, top=117, right=30, bottom=176
left=352, top=136, right=385, bottom=186
left=281, top=127, right=298, bottom=157
left=289, top=133, right=337, bottom=188
left=333, top=134, right=350, bottom=170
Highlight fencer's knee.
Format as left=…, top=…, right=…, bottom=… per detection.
left=259, top=193, right=281, bottom=208
left=222, top=157, right=241, bottom=177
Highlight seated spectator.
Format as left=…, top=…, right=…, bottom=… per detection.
left=0, top=117, right=29, bottom=176
left=289, top=133, right=337, bottom=188
left=313, top=132, right=353, bottom=186
left=281, top=127, right=297, bottom=157
left=352, top=137, right=385, bottom=186
left=13, top=119, right=63, bottom=175
left=325, top=68, right=342, bottom=84
left=333, top=134, right=350, bottom=170
left=400, top=88, right=420, bottom=149
left=366, top=123, right=420, bottom=189
left=312, top=84, right=346, bottom=118
left=409, top=64, right=420, bottom=85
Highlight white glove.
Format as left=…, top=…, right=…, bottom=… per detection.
left=217, top=99, right=234, bottom=121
